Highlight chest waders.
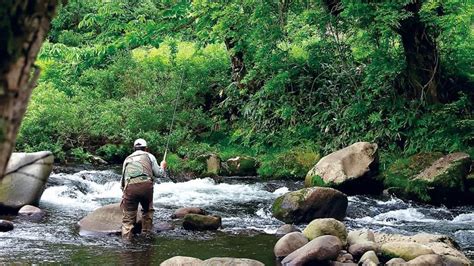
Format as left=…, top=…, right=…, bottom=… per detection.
left=121, top=153, right=154, bottom=239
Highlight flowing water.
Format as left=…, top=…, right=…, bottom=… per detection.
left=0, top=167, right=473, bottom=264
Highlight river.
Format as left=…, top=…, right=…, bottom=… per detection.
left=0, top=167, right=473, bottom=264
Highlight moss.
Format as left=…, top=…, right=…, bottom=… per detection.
left=271, top=196, right=284, bottom=218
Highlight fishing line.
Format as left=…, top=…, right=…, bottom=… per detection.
left=163, top=71, right=185, bottom=161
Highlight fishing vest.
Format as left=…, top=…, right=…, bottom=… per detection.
left=123, top=152, right=154, bottom=185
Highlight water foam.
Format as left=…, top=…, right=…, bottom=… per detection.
left=353, top=208, right=440, bottom=225
left=452, top=213, right=474, bottom=223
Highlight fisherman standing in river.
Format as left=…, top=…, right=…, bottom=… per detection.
left=120, top=138, right=167, bottom=240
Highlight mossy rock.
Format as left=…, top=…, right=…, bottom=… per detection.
left=222, top=156, right=258, bottom=176
left=380, top=242, right=434, bottom=261
left=302, top=218, right=347, bottom=245
left=182, top=214, right=221, bottom=231
left=271, top=187, right=347, bottom=224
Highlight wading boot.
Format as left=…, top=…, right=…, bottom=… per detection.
left=122, top=210, right=137, bottom=240
left=141, top=209, right=154, bottom=235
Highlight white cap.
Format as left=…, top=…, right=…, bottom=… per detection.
left=134, top=138, right=147, bottom=148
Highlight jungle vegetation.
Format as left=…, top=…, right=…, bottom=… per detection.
left=15, top=0, right=473, bottom=178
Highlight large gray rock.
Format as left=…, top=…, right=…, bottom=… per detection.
left=272, top=187, right=347, bottom=224
left=281, top=235, right=342, bottom=266
left=302, top=218, right=347, bottom=245
left=0, top=151, right=53, bottom=211
left=160, top=256, right=202, bottom=266
left=78, top=203, right=142, bottom=235
left=202, top=257, right=264, bottom=266
left=182, top=214, right=221, bottom=231
left=305, top=142, right=381, bottom=194
left=411, top=152, right=471, bottom=205
left=274, top=232, right=308, bottom=258
left=348, top=242, right=378, bottom=258
left=407, top=254, right=443, bottom=265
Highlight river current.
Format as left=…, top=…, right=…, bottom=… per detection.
left=0, top=168, right=473, bottom=264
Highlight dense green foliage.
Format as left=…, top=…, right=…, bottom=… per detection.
left=16, top=0, right=473, bottom=178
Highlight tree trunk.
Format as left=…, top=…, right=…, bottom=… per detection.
left=224, top=38, right=246, bottom=90
left=398, top=1, right=440, bottom=103
left=0, top=1, right=59, bottom=179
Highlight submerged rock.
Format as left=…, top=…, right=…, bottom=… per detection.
left=182, top=214, right=221, bottom=231
left=0, top=219, right=14, bottom=232
left=281, top=235, right=342, bottom=265
left=171, top=207, right=208, bottom=219
left=272, top=187, right=347, bottom=224
left=274, top=232, right=308, bottom=258
left=160, top=256, right=202, bottom=266
left=78, top=203, right=142, bottom=235
left=0, top=151, right=54, bottom=212
left=202, top=257, right=264, bottom=266
left=302, top=218, right=347, bottom=245
left=305, top=142, right=381, bottom=195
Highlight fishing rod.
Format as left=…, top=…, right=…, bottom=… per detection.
left=163, top=71, right=185, bottom=162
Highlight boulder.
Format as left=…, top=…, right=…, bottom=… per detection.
left=274, top=232, right=308, bottom=258
left=281, top=235, right=342, bottom=265
left=302, top=218, right=347, bottom=245
left=202, top=257, right=264, bottom=266
left=18, top=205, right=44, bottom=218
left=348, top=242, right=378, bottom=258
left=424, top=242, right=471, bottom=266
left=275, top=224, right=301, bottom=238
left=305, top=142, right=381, bottom=195
left=182, top=214, right=221, bottom=231
left=272, top=187, right=347, bottom=224
left=197, top=153, right=221, bottom=176
left=380, top=241, right=433, bottom=261
left=359, top=250, right=379, bottom=265
left=160, top=256, right=203, bottom=266
left=385, top=258, right=406, bottom=265
left=0, top=219, right=14, bottom=232
left=441, top=254, right=471, bottom=266
left=410, top=152, right=471, bottom=205
left=0, top=151, right=54, bottom=212
left=171, top=207, right=208, bottom=219
left=222, top=156, right=258, bottom=176
left=78, top=203, right=142, bottom=235
left=406, top=254, right=442, bottom=265
left=347, top=229, right=375, bottom=245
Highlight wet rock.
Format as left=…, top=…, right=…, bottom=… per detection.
left=441, top=254, right=471, bottom=266
left=221, top=156, right=258, bottom=176
left=411, top=152, right=471, bottom=205
left=406, top=254, right=442, bottom=265
left=281, top=235, right=342, bottom=265
left=336, top=250, right=353, bottom=263
left=274, top=232, right=308, bottom=258
left=89, top=155, right=108, bottom=165
left=182, top=214, right=221, bottom=231
left=359, top=250, right=379, bottom=265
left=171, top=207, right=208, bottom=219
left=385, top=258, right=407, bottom=265
left=160, top=256, right=202, bottom=266
left=424, top=242, right=471, bottom=266
left=78, top=203, right=142, bottom=235
left=0, top=151, right=54, bottom=212
left=272, top=187, right=347, bottom=224
left=380, top=241, right=433, bottom=261
left=18, top=205, right=44, bottom=218
left=275, top=224, right=301, bottom=238
left=348, top=241, right=378, bottom=258
left=347, top=229, right=375, bottom=245
left=0, top=219, right=14, bottom=232
left=329, top=262, right=357, bottom=266
left=305, top=142, right=381, bottom=195
left=155, top=222, right=174, bottom=232
left=197, top=153, right=221, bottom=176
left=302, top=218, right=347, bottom=245
left=202, top=257, right=264, bottom=266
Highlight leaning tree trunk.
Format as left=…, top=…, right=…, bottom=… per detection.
left=0, top=1, right=59, bottom=179
left=398, top=1, right=440, bottom=103
left=224, top=38, right=246, bottom=90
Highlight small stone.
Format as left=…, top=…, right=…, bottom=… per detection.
left=171, top=207, right=207, bottom=219
left=407, top=254, right=442, bottom=265
left=155, top=222, right=174, bottom=232
left=348, top=241, right=378, bottom=258
left=160, top=256, right=202, bottom=266
left=359, top=250, right=379, bottom=264
left=18, top=205, right=44, bottom=218
left=202, top=257, right=264, bottom=266
left=386, top=258, right=407, bottom=265
left=275, top=224, right=301, bottom=237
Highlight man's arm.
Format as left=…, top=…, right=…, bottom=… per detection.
left=149, top=154, right=165, bottom=178
left=121, top=159, right=127, bottom=190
